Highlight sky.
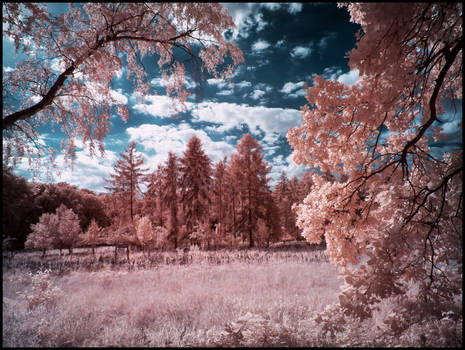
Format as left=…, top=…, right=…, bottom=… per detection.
left=3, top=3, right=462, bottom=193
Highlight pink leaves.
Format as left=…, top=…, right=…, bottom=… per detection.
left=288, top=3, right=463, bottom=327
left=3, top=3, right=243, bottom=172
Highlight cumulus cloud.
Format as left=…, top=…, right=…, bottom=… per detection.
left=250, top=89, right=265, bottom=100
left=280, top=81, right=307, bottom=98
left=321, top=66, right=343, bottom=80
left=152, top=75, right=197, bottom=89
left=290, top=46, right=311, bottom=59
left=221, top=3, right=269, bottom=39
left=206, top=78, right=227, bottom=89
left=131, top=94, right=185, bottom=118
left=109, top=88, right=128, bottom=105
left=319, top=67, right=360, bottom=86
left=217, top=89, right=234, bottom=96
left=235, top=80, right=252, bottom=89
left=191, top=102, right=302, bottom=136
left=336, top=69, right=359, bottom=86
left=252, top=39, right=271, bottom=52
left=126, top=123, right=236, bottom=168
left=45, top=147, right=118, bottom=193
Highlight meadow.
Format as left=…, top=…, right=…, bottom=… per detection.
left=3, top=245, right=461, bottom=347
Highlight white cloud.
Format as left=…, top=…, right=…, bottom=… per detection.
left=252, top=39, right=271, bottom=52
left=235, top=80, right=252, bottom=89
left=321, top=66, right=343, bottom=80
left=221, top=3, right=284, bottom=39
left=48, top=147, right=118, bottom=193
left=126, top=123, right=235, bottom=169
left=217, top=89, right=234, bottom=96
left=268, top=154, right=310, bottom=187
left=290, top=46, right=311, bottom=59
left=109, top=88, right=128, bottom=105
left=288, top=3, right=303, bottom=14
left=337, top=69, right=359, bottom=86
left=280, top=81, right=306, bottom=98
left=152, top=75, right=197, bottom=89
left=319, top=67, right=360, bottom=86
left=250, top=89, right=265, bottom=100
left=256, top=83, right=273, bottom=93
left=132, top=94, right=190, bottom=118
left=207, top=78, right=227, bottom=89
left=191, top=102, right=302, bottom=136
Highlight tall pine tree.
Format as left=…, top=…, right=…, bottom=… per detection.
left=211, top=157, right=227, bottom=243
left=229, top=134, right=271, bottom=247
left=162, top=152, right=180, bottom=249
left=104, top=141, right=147, bottom=222
left=180, top=135, right=212, bottom=240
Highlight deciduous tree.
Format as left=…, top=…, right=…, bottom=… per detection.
left=25, top=212, right=58, bottom=257
left=287, top=2, right=462, bottom=332
left=3, top=3, right=243, bottom=171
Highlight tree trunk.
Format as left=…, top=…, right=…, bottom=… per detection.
left=114, top=246, right=117, bottom=261
left=126, top=246, right=130, bottom=261
left=42, top=248, right=46, bottom=257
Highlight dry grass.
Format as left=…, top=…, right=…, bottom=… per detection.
left=3, top=248, right=341, bottom=347
left=3, top=247, right=461, bottom=347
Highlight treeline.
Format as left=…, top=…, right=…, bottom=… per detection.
left=3, top=133, right=316, bottom=253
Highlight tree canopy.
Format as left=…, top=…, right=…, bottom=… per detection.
left=3, top=3, right=243, bottom=171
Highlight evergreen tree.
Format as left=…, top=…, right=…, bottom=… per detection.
left=144, top=165, right=165, bottom=227
left=162, top=152, right=180, bottom=249
left=229, top=134, right=271, bottom=247
left=211, top=158, right=227, bottom=243
left=179, top=136, right=212, bottom=241
left=104, top=141, right=147, bottom=222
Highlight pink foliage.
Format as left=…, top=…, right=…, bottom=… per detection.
left=288, top=2, right=462, bottom=328
left=3, top=3, right=243, bottom=170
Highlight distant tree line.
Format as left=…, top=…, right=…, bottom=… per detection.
left=3, top=134, right=320, bottom=254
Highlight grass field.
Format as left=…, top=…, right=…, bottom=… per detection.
left=2, top=246, right=462, bottom=347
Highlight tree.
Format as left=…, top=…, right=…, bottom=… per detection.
left=79, top=218, right=102, bottom=255
left=104, top=141, right=147, bottom=222
left=143, top=165, right=165, bottom=226
left=26, top=203, right=81, bottom=255
left=162, top=152, right=180, bottom=249
left=55, top=204, right=82, bottom=254
left=135, top=215, right=154, bottom=253
left=3, top=3, right=243, bottom=172
left=229, top=134, right=271, bottom=247
left=25, top=212, right=58, bottom=257
left=2, top=166, right=35, bottom=249
left=179, top=135, right=212, bottom=241
left=273, top=171, right=298, bottom=240
left=211, top=158, right=227, bottom=242
left=287, top=2, right=462, bottom=334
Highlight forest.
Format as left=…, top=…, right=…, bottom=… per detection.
left=3, top=133, right=317, bottom=254
left=2, top=2, right=462, bottom=347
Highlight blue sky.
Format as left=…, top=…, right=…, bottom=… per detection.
left=3, top=3, right=462, bottom=193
